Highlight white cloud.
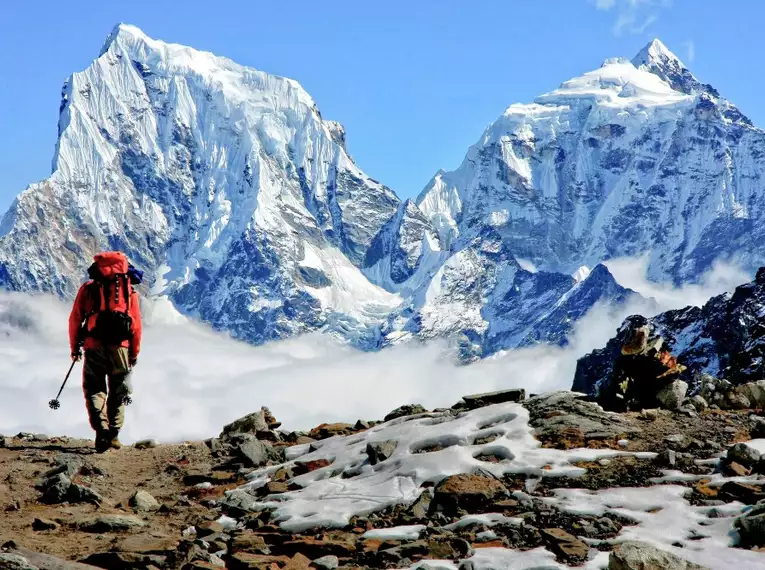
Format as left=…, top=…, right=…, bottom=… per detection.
left=604, top=254, right=750, bottom=309
left=0, top=256, right=748, bottom=445
left=592, top=0, right=671, bottom=36
left=683, top=40, right=696, bottom=63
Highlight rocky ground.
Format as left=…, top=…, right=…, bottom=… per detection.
left=1, top=390, right=765, bottom=570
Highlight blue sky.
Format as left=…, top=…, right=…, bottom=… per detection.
left=0, top=1, right=762, bottom=208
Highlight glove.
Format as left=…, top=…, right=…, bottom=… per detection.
left=71, top=350, right=82, bottom=362
left=129, top=355, right=138, bottom=368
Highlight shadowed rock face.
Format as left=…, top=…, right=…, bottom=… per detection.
left=574, top=268, right=765, bottom=401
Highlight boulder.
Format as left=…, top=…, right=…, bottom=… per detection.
left=384, top=404, right=427, bottom=422
left=366, top=440, right=398, bottom=465
left=38, top=473, right=72, bottom=504
left=609, top=541, right=709, bottom=569
left=431, top=474, right=508, bottom=516
left=727, top=443, right=762, bottom=467
left=655, top=380, right=688, bottom=410
left=130, top=490, right=160, bottom=512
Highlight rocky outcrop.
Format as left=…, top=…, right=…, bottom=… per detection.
left=575, top=269, right=765, bottom=401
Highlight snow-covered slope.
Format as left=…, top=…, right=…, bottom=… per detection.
left=0, top=25, right=641, bottom=354
left=0, top=24, right=406, bottom=345
left=416, top=39, right=765, bottom=284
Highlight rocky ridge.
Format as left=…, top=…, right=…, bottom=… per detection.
left=575, top=267, right=765, bottom=404
left=1, top=389, right=764, bottom=569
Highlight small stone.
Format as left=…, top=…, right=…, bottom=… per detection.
left=725, top=391, right=751, bottom=410
left=78, top=514, right=147, bottom=533
left=130, top=490, right=160, bottom=512
left=664, top=434, right=689, bottom=450
left=221, top=408, right=271, bottom=438
left=617, top=439, right=629, bottom=448
left=68, top=483, right=103, bottom=505
left=691, top=395, right=709, bottom=412
left=727, top=443, right=762, bottom=467
left=134, top=439, right=157, bottom=449
left=751, top=416, right=765, bottom=439
left=639, top=409, right=658, bottom=421
left=308, top=423, right=356, bottom=440
left=408, top=488, right=433, bottom=520
left=32, top=518, right=58, bottom=531
left=655, top=450, right=677, bottom=468
left=723, top=461, right=751, bottom=477
left=540, top=528, right=589, bottom=563
left=366, top=440, right=398, bottom=465
left=312, top=555, right=339, bottom=570
left=656, top=380, right=688, bottom=410
left=354, top=420, right=371, bottom=431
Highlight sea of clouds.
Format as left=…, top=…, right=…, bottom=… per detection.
left=0, top=257, right=750, bottom=443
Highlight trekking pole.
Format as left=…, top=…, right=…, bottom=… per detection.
left=49, top=359, right=78, bottom=410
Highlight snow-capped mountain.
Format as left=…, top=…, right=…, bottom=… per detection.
left=415, top=39, right=765, bottom=285
left=2, top=28, right=744, bottom=355
left=0, top=24, right=406, bottom=345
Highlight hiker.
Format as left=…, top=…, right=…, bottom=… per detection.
left=68, top=252, right=143, bottom=453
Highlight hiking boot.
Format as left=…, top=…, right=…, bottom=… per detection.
left=95, top=432, right=110, bottom=454
left=109, top=430, right=122, bottom=450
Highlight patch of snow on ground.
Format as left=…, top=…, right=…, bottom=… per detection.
left=232, top=402, right=653, bottom=532
left=363, top=525, right=426, bottom=541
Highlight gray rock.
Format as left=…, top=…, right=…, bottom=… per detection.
left=0, top=553, right=39, bottom=570
left=690, top=395, right=708, bottom=412
left=312, top=555, right=339, bottom=570
left=42, top=454, right=84, bottom=480
left=656, top=380, right=688, bottom=410
left=727, top=442, right=762, bottom=467
left=32, top=518, right=58, bottom=531
left=736, top=380, right=765, bottom=408
left=221, top=407, right=275, bottom=438
left=130, top=490, right=160, bottom=512
left=408, top=488, right=433, bottom=520
left=751, top=416, right=765, bottom=439
left=78, top=514, right=147, bottom=533
left=68, top=484, right=103, bottom=505
left=366, top=440, right=398, bottom=465
left=735, top=511, right=765, bottom=547
left=524, top=391, right=641, bottom=442
left=236, top=438, right=281, bottom=467
left=384, top=404, right=427, bottom=422
left=461, top=388, right=526, bottom=409
left=725, top=391, right=751, bottom=410
left=0, top=436, right=8, bottom=448
left=664, top=434, right=690, bottom=450
left=609, top=541, right=710, bottom=569
left=133, top=439, right=157, bottom=449
left=39, top=473, right=72, bottom=504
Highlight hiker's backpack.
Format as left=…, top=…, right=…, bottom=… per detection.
left=84, top=265, right=141, bottom=346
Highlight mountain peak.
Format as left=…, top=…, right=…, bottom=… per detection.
left=632, top=38, right=682, bottom=69
left=99, top=23, right=150, bottom=56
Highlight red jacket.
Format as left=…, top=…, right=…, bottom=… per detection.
left=68, top=252, right=142, bottom=359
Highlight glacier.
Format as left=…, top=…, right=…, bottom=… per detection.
left=1, top=27, right=756, bottom=356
